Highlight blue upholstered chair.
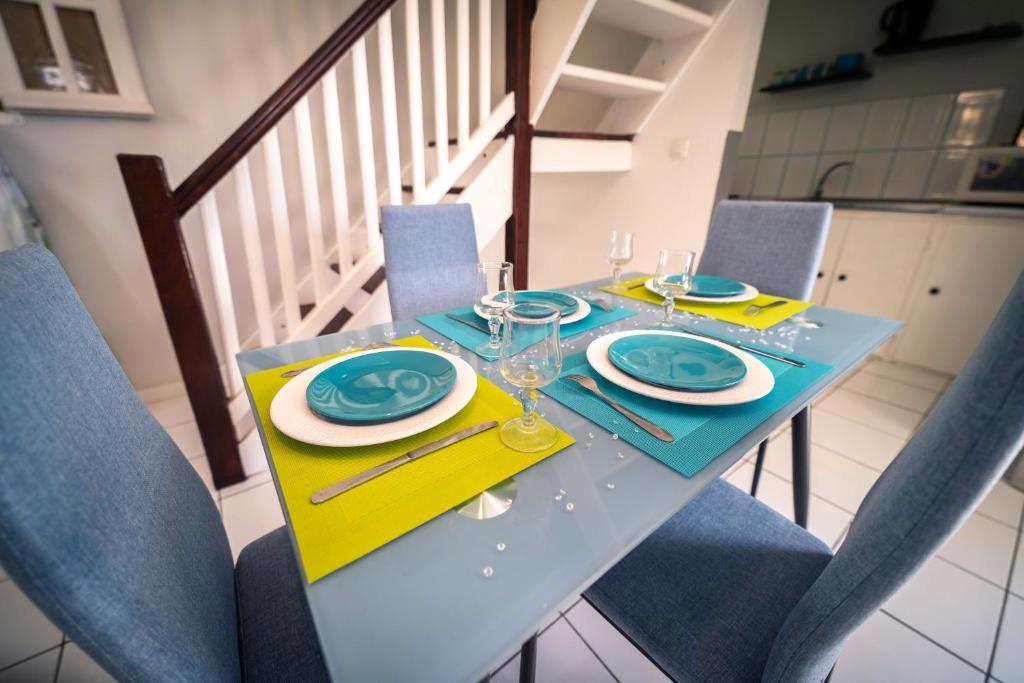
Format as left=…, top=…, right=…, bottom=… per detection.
left=381, top=203, right=480, bottom=319
left=585, top=271, right=1024, bottom=683
left=0, top=246, right=327, bottom=682
left=699, top=200, right=833, bottom=525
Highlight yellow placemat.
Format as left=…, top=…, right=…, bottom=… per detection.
left=245, top=336, right=575, bottom=583
left=599, top=275, right=812, bottom=330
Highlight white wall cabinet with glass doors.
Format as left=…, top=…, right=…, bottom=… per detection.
left=811, top=209, right=1024, bottom=375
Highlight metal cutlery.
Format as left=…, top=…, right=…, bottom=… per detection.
left=743, top=300, right=788, bottom=317
left=280, top=341, right=397, bottom=378
left=561, top=374, right=675, bottom=442
left=446, top=312, right=491, bottom=333
left=678, top=326, right=805, bottom=368
left=625, top=280, right=648, bottom=290
left=311, top=421, right=499, bottom=504
left=583, top=296, right=613, bottom=312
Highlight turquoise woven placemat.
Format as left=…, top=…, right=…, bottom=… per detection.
left=418, top=304, right=636, bottom=359
left=540, top=349, right=832, bottom=477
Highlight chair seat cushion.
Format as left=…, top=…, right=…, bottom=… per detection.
left=235, top=527, right=330, bottom=682
left=585, top=479, right=832, bottom=683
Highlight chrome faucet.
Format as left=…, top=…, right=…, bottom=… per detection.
left=812, top=161, right=853, bottom=199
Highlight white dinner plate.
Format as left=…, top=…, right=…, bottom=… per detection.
left=643, top=278, right=759, bottom=304
left=270, top=347, right=478, bottom=447
left=586, top=330, right=775, bottom=406
left=481, top=292, right=591, bottom=325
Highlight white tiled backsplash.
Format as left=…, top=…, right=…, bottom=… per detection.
left=734, top=89, right=1003, bottom=200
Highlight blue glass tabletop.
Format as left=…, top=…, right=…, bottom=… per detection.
left=236, top=273, right=900, bottom=683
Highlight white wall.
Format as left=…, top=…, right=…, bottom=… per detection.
left=529, top=0, right=769, bottom=288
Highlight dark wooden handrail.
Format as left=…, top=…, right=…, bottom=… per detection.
left=173, top=0, right=400, bottom=215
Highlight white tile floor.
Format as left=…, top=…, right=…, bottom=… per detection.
left=1, top=359, right=1021, bottom=682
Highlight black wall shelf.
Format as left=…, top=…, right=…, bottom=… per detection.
left=759, top=71, right=872, bottom=94
left=874, top=22, right=1021, bottom=56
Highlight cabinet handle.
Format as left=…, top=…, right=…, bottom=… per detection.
left=837, top=274, right=848, bottom=282
left=817, top=271, right=824, bottom=279
left=928, top=287, right=940, bottom=296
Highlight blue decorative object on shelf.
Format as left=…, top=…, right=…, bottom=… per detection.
left=306, top=350, right=457, bottom=424
left=607, top=334, right=748, bottom=391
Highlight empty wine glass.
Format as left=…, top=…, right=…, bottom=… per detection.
left=474, top=262, right=514, bottom=360
left=651, top=249, right=696, bottom=330
left=608, top=231, right=634, bottom=290
left=499, top=303, right=562, bottom=452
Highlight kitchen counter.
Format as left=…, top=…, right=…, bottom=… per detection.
left=805, top=198, right=1024, bottom=219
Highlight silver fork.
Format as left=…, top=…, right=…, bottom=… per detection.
left=583, top=296, right=613, bottom=312
left=562, top=374, right=674, bottom=442
left=743, top=300, right=788, bottom=317
left=280, top=341, right=397, bottom=378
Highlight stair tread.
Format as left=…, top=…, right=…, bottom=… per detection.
left=558, top=63, right=666, bottom=99
left=590, top=0, right=712, bottom=40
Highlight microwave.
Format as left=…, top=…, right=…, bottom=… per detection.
left=955, top=147, right=1024, bottom=204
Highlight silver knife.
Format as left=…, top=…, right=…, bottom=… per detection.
left=446, top=312, right=491, bottom=333
left=679, top=326, right=806, bottom=368
left=310, top=421, right=499, bottom=504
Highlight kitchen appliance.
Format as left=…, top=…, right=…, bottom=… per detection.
left=879, top=0, right=933, bottom=46
left=956, top=147, right=1024, bottom=204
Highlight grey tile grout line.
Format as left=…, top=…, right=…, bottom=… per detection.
left=815, top=404, right=915, bottom=440
left=0, top=642, right=63, bottom=674
left=878, top=609, right=989, bottom=675
left=562, top=610, right=622, bottom=683
left=930, top=554, right=1015, bottom=595
left=489, top=612, right=568, bottom=679
left=836, top=385, right=932, bottom=416
left=858, top=364, right=952, bottom=393
left=983, top=505, right=1024, bottom=680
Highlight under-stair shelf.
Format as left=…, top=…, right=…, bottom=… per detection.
left=590, top=0, right=713, bottom=40
left=558, top=63, right=666, bottom=99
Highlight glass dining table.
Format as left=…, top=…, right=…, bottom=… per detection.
left=236, top=274, right=901, bottom=682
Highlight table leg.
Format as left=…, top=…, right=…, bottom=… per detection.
left=749, top=439, right=768, bottom=496
left=519, top=633, right=538, bottom=683
left=792, top=407, right=811, bottom=529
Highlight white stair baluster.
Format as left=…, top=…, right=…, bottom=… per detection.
left=377, top=11, right=403, bottom=205
left=262, top=128, right=301, bottom=334
left=321, top=66, right=353, bottom=274
left=294, top=96, right=327, bottom=303
left=352, top=38, right=380, bottom=250
left=456, top=0, right=470, bottom=148
left=430, top=0, right=449, bottom=172
left=405, top=0, right=426, bottom=198
left=233, top=157, right=275, bottom=348
left=477, top=0, right=491, bottom=126
left=198, top=192, right=243, bottom=395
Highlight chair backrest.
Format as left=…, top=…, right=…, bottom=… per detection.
left=0, top=246, right=240, bottom=681
left=381, top=204, right=480, bottom=319
left=764, top=271, right=1024, bottom=682
left=697, top=200, right=832, bottom=301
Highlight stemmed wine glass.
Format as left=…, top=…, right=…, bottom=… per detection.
left=473, top=262, right=514, bottom=360
left=608, top=231, right=634, bottom=291
left=498, top=303, right=562, bottom=452
left=651, top=249, right=697, bottom=330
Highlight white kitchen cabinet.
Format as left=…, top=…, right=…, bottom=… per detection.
left=823, top=211, right=934, bottom=321
left=811, top=212, right=850, bottom=305
left=893, top=216, right=1024, bottom=374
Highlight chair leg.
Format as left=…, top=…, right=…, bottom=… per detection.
left=749, top=439, right=769, bottom=496
left=792, top=407, right=811, bottom=529
left=519, top=633, right=538, bottom=683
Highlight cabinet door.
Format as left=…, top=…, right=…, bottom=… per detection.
left=811, top=212, right=850, bottom=305
left=894, top=216, right=1024, bottom=375
left=824, top=213, right=934, bottom=320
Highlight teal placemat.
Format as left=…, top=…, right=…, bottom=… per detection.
left=540, top=349, right=832, bottom=477
left=418, top=304, right=637, bottom=359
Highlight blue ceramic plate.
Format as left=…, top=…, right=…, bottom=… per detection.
left=493, top=290, right=579, bottom=316
left=667, top=274, right=746, bottom=297
left=607, top=334, right=747, bottom=391
left=306, top=350, right=457, bottom=424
